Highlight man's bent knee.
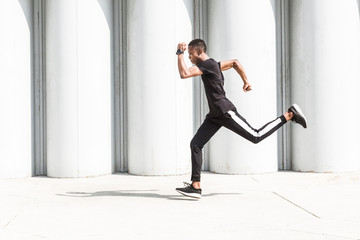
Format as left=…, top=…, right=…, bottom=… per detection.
left=190, top=141, right=203, bottom=152
left=251, top=137, right=261, bottom=144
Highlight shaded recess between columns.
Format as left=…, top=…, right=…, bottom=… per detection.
left=277, top=0, right=291, bottom=170
left=114, top=0, right=128, bottom=173
left=194, top=0, right=209, bottom=171
left=33, top=0, right=46, bottom=176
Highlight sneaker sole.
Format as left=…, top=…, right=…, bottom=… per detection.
left=292, top=103, right=308, bottom=128
left=176, top=190, right=201, bottom=199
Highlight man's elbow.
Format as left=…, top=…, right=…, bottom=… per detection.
left=180, top=73, right=188, bottom=79
left=233, top=59, right=244, bottom=69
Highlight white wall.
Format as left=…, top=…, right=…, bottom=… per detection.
left=207, top=0, right=278, bottom=174
left=126, top=0, right=194, bottom=175
left=2, top=0, right=360, bottom=178
left=290, top=0, right=360, bottom=172
left=0, top=1, right=32, bottom=178
left=46, top=0, right=112, bottom=177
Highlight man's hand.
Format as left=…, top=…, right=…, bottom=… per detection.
left=177, top=42, right=202, bottom=79
left=243, top=81, right=252, bottom=92
left=177, top=42, right=187, bottom=52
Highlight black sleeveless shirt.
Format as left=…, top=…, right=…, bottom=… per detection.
left=197, top=58, right=236, bottom=117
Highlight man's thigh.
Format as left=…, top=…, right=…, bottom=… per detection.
left=191, top=117, right=221, bottom=147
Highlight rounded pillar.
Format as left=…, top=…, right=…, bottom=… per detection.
left=290, top=0, right=360, bottom=172
left=46, top=0, right=112, bottom=177
left=126, top=0, right=193, bottom=175
left=207, top=0, right=278, bottom=174
left=0, top=1, right=32, bottom=178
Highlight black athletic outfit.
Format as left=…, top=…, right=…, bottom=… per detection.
left=190, top=58, right=287, bottom=182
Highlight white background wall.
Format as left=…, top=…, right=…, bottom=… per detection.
left=207, top=0, right=278, bottom=174
left=127, top=0, right=194, bottom=176
left=1, top=0, right=360, bottom=178
left=46, top=0, right=112, bottom=177
left=290, top=0, right=360, bottom=172
left=0, top=1, right=32, bottom=178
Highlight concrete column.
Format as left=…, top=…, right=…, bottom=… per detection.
left=290, top=0, right=360, bottom=172
left=126, top=0, right=193, bottom=175
left=46, top=0, right=112, bottom=177
left=0, top=1, right=32, bottom=178
left=207, top=0, right=278, bottom=174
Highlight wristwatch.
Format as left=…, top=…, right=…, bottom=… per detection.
left=176, top=49, right=184, bottom=55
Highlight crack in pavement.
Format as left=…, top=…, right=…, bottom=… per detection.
left=273, top=191, right=321, bottom=219
left=2, top=211, right=21, bottom=228
left=251, top=177, right=259, bottom=183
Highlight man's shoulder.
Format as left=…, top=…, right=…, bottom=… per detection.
left=197, top=58, right=217, bottom=67
left=204, top=58, right=217, bottom=63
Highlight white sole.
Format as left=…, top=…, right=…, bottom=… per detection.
left=176, top=190, right=201, bottom=199
left=292, top=103, right=308, bottom=126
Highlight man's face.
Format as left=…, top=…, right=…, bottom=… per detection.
left=188, top=46, right=200, bottom=64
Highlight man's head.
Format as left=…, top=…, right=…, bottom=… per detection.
left=188, top=39, right=207, bottom=53
left=187, top=39, right=207, bottom=64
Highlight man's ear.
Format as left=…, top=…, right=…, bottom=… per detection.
left=196, top=48, right=203, bottom=55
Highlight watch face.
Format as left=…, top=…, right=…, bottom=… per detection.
left=176, top=49, right=183, bottom=55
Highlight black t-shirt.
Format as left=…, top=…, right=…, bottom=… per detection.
left=197, top=58, right=236, bottom=117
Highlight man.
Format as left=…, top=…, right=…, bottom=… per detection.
left=175, top=39, right=307, bottom=199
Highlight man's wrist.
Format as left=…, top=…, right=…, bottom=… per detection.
left=176, top=49, right=184, bottom=55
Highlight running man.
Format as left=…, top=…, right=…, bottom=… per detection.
left=175, top=39, right=307, bottom=199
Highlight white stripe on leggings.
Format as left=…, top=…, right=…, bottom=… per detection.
left=228, top=110, right=282, bottom=138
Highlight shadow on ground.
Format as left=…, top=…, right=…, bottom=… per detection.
left=57, top=190, right=242, bottom=201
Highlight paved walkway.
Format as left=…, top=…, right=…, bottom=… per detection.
left=1, top=171, right=359, bottom=240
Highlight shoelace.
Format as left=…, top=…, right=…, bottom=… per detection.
left=183, top=182, right=191, bottom=187
left=183, top=182, right=201, bottom=192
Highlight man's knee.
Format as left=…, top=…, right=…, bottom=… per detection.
left=190, top=140, right=203, bottom=152
left=251, top=137, right=261, bottom=144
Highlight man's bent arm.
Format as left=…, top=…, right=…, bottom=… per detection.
left=220, top=59, right=252, bottom=92
left=220, top=59, right=248, bottom=83
left=177, top=54, right=202, bottom=79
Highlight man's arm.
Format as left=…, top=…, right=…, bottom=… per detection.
left=177, top=42, right=202, bottom=79
left=178, top=54, right=202, bottom=79
left=220, top=59, right=252, bottom=92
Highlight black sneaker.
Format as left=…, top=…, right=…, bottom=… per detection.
left=288, top=104, right=308, bottom=128
left=176, top=182, right=202, bottom=199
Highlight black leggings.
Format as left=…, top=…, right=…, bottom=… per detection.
left=190, top=110, right=287, bottom=182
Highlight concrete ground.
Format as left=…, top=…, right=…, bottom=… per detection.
left=0, top=171, right=359, bottom=240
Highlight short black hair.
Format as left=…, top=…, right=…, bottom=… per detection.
left=188, top=39, right=207, bottom=53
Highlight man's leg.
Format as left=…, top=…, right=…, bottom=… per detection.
left=190, top=117, right=221, bottom=185
left=220, top=110, right=288, bottom=144
left=175, top=117, right=220, bottom=198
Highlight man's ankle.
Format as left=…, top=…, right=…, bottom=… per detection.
left=284, top=111, right=294, bottom=121
left=192, top=181, right=201, bottom=189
